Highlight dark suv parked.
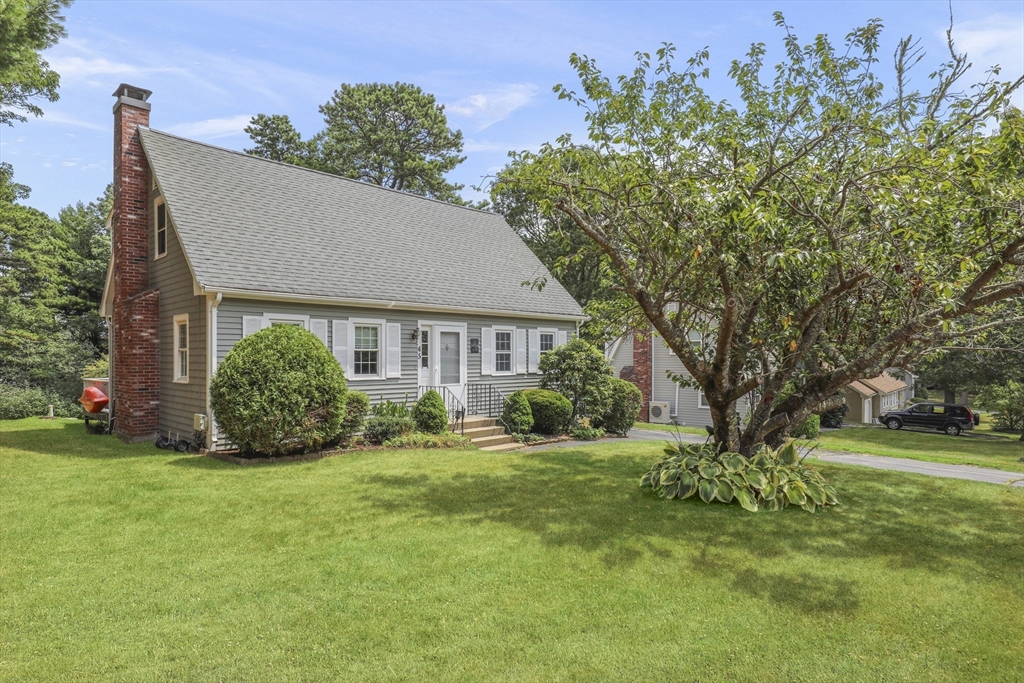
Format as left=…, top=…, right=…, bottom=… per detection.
left=878, top=402, right=979, bottom=436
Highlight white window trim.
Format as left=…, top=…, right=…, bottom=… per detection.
left=419, top=320, right=467, bottom=386
left=349, top=317, right=386, bottom=381
left=173, top=313, right=189, bottom=384
left=154, top=198, right=168, bottom=260
left=538, top=327, right=557, bottom=355
left=492, top=325, right=516, bottom=376
left=261, top=313, right=309, bottom=329
left=697, top=390, right=710, bottom=409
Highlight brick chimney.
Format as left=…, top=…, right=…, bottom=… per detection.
left=631, top=328, right=653, bottom=422
left=111, top=84, right=160, bottom=442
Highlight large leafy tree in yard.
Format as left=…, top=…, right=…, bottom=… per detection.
left=246, top=82, right=466, bottom=202
left=0, top=0, right=72, bottom=126
left=502, top=15, right=1024, bottom=456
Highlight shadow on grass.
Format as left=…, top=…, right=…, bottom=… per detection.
left=358, top=445, right=1024, bottom=614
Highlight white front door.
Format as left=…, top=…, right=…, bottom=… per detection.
left=434, top=325, right=466, bottom=403
left=863, top=398, right=872, bottom=424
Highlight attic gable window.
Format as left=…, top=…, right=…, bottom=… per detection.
left=155, top=200, right=167, bottom=259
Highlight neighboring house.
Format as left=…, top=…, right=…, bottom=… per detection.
left=99, top=84, right=584, bottom=448
left=607, top=327, right=744, bottom=426
left=843, top=373, right=911, bottom=424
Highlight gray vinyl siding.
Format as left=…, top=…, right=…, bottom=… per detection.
left=608, top=333, right=633, bottom=378
left=650, top=332, right=749, bottom=427
left=215, top=298, right=577, bottom=445
left=149, top=184, right=207, bottom=438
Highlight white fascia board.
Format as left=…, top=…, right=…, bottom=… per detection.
left=203, top=286, right=589, bottom=322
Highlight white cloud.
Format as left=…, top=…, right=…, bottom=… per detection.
left=949, top=12, right=1024, bottom=106
left=48, top=55, right=191, bottom=81
left=36, top=111, right=106, bottom=131
left=448, top=84, right=539, bottom=131
left=165, top=115, right=253, bottom=140
left=62, top=161, right=77, bottom=167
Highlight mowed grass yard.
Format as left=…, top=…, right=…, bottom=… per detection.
left=2, top=418, right=1022, bottom=682
left=816, top=426, right=1024, bottom=472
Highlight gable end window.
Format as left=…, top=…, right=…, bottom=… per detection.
left=155, top=201, right=167, bottom=259
left=173, top=314, right=189, bottom=383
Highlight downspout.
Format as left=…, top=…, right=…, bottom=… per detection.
left=207, top=292, right=222, bottom=446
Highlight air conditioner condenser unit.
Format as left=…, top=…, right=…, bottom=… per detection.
left=649, top=401, right=672, bottom=424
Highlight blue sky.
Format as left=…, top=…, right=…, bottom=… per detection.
left=2, top=0, right=1022, bottom=217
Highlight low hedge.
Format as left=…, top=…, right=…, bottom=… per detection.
left=523, top=389, right=573, bottom=435
left=383, top=432, right=474, bottom=449
left=364, top=416, right=416, bottom=445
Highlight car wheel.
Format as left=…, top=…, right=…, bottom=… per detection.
left=886, top=418, right=902, bottom=430
left=944, top=424, right=961, bottom=436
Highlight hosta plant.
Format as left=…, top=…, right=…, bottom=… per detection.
left=640, top=440, right=838, bottom=513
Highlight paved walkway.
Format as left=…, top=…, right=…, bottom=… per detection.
left=523, top=428, right=1024, bottom=487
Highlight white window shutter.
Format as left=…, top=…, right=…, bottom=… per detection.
left=528, top=329, right=540, bottom=373
left=515, top=328, right=527, bottom=374
left=310, top=319, right=328, bottom=346
left=557, top=330, right=568, bottom=347
left=386, top=322, right=402, bottom=378
left=481, top=327, right=493, bottom=376
left=332, top=320, right=350, bottom=375
left=242, top=316, right=262, bottom=338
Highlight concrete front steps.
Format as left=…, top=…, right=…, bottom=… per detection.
left=453, top=415, right=524, bottom=452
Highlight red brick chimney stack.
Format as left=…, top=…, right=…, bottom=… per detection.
left=632, top=327, right=653, bottom=422
left=111, top=84, right=160, bottom=442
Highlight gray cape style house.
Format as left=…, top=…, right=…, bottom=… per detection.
left=99, top=84, right=584, bottom=449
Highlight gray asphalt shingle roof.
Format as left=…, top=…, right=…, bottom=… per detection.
left=139, top=128, right=584, bottom=319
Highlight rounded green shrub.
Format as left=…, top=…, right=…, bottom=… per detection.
left=523, top=389, right=573, bottom=435
left=502, top=390, right=534, bottom=434
left=364, top=416, right=416, bottom=444
left=332, top=390, right=369, bottom=447
left=595, top=378, right=643, bottom=435
left=210, top=324, right=347, bottom=455
left=412, top=390, right=449, bottom=434
left=538, top=337, right=613, bottom=421
left=791, top=413, right=821, bottom=439
left=818, top=400, right=848, bottom=429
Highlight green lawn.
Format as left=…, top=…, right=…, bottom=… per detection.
left=2, top=418, right=1022, bottom=682
left=630, top=421, right=708, bottom=436
left=817, top=426, right=1024, bottom=472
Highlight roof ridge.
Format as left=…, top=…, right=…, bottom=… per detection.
left=140, top=127, right=498, bottom=217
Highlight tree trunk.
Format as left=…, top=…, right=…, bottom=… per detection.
left=959, top=389, right=969, bottom=406
left=943, top=387, right=957, bottom=404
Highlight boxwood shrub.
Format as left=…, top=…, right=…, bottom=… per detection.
left=502, top=390, right=534, bottom=434
left=523, top=389, right=573, bottom=435
left=594, top=378, right=643, bottom=435
left=412, top=390, right=449, bottom=434
left=209, top=324, right=347, bottom=455
left=332, top=390, right=369, bottom=446
left=363, top=416, right=416, bottom=445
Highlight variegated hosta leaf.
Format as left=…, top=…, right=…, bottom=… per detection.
left=778, top=442, right=799, bottom=466
left=727, top=472, right=746, bottom=488
left=735, top=487, right=759, bottom=512
left=805, top=481, right=826, bottom=506
left=698, top=478, right=717, bottom=504
left=753, top=453, right=773, bottom=469
left=716, top=478, right=734, bottom=503
left=678, top=472, right=698, bottom=499
left=663, top=482, right=679, bottom=500
left=660, top=467, right=681, bottom=486
left=721, top=453, right=747, bottom=473
left=801, top=500, right=817, bottom=513
left=786, top=485, right=807, bottom=506
left=742, top=467, right=767, bottom=489
left=698, top=461, right=722, bottom=479
left=761, top=481, right=777, bottom=501
left=824, top=486, right=839, bottom=505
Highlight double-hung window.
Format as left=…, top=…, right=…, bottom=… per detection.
left=539, top=331, right=555, bottom=355
left=354, top=324, right=381, bottom=377
left=173, top=314, right=188, bottom=383
left=155, top=200, right=167, bottom=259
left=494, top=330, right=513, bottom=373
